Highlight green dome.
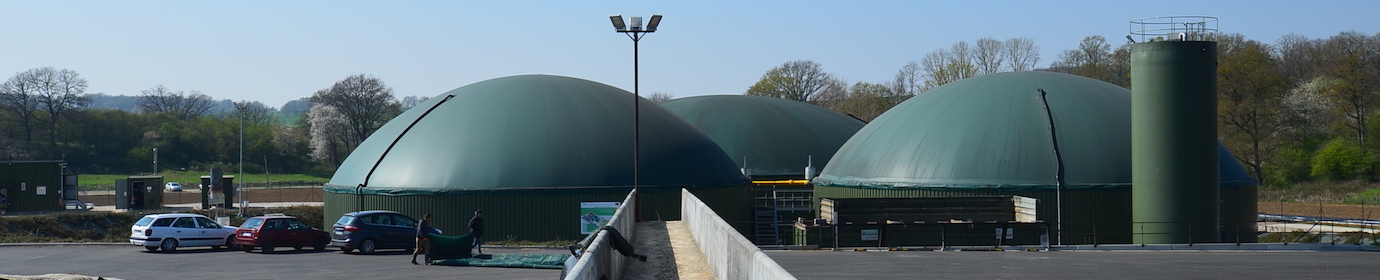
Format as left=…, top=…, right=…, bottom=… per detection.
left=661, top=95, right=865, bottom=179
left=815, top=71, right=1255, bottom=189
left=327, top=75, right=748, bottom=193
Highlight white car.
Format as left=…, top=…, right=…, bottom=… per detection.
left=165, top=182, right=182, bottom=192
left=130, top=213, right=237, bottom=252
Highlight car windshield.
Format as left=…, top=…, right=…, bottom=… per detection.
left=241, top=218, right=264, bottom=229
left=135, top=217, right=155, bottom=227
left=335, top=216, right=354, bottom=226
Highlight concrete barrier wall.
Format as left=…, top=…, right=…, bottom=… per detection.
left=564, top=189, right=638, bottom=280
left=682, top=188, right=797, bottom=280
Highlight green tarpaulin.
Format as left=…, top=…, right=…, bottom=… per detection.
left=429, top=253, right=571, bottom=269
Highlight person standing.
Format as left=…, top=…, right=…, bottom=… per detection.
left=469, top=210, right=484, bottom=255
left=411, top=213, right=432, bottom=265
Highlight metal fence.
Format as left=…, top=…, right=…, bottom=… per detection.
left=789, top=220, right=1380, bottom=249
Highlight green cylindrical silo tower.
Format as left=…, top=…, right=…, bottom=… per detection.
left=1131, top=41, right=1219, bottom=244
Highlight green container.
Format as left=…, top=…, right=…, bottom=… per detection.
left=121, top=176, right=164, bottom=210
left=1131, top=41, right=1220, bottom=244
left=0, top=161, right=66, bottom=212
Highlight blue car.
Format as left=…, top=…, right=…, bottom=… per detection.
left=330, top=210, right=440, bottom=254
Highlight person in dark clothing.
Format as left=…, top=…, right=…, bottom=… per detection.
left=469, top=210, right=484, bottom=255
left=411, top=213, right=432, bottom=265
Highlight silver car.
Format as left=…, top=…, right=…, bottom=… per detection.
left=130, top=213, right=237, bottom=252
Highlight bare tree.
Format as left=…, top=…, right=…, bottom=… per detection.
left=889, top=61, right=923, bottom=96
left=745, top=60, right=835, bottom=102
left=309, top=74, right=401, bottom=153
left=232, top=101, right=276, bottom=127
left=139, top=85, right=217, bottom=119
left=975, top=37, right=1006, bottom=74
left=1050, top=35, right=1128, bottom=87
left=646, top=92, right=674, bottom=103
left=0, top=74, right=42, bottom=143
left=920, top=42, right=978, bottom=89
left=1005, top=37, right=1041, bottom=71
left=1, top=67, right=89, bottom=145
left=1275, top=34, right=1324, bottom=83
left=40, top=68, right=89, bottom=145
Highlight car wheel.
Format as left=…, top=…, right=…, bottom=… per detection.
left=262, top=241, right=276, bottom=254
left=360, top=239, right=376, bottom=254
left=314, top=238, right=328, bottom=251
left=160, top=239, right=177, bottom=253
left=224, top=237, right=236, bottom=250
left=145, top=246, right=159, bottom=252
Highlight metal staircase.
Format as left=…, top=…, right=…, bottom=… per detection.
left=753, top=187, right=814, bottom=246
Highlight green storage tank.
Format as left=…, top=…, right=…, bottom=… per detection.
left=1131, top=41, right=1220, bottom=244
left=323, top=75, right=751, bottom=241
left=813, top=71, right=1255, bottom=245
left=0, top=161, right=67, bottom=213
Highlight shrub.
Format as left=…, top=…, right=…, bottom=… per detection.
left=1311, top=138, right=1370, bottom=181
left=1266, top=147, right=1313, bottom=185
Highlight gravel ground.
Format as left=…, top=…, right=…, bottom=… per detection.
left=619, top=221, right=714, bottom=280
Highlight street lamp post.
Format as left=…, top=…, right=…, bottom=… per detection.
left=153, top=148, right=158, bottom=174
left=234, top=102, right=248, bottom=214
left=609, top=14, right=662, bottom=222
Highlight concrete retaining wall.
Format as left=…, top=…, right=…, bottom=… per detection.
left=564, top=189, right=638, bottom=280
left=683, top=188, right=796, bottom=280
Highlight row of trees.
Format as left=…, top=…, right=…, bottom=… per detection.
left=743, top=37, right=1041, bottom=122
left=0, top=69, right=405, bottom=177
left=744, top=30, right=1380, bottom=186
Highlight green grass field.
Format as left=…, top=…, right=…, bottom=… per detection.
left=77, top=170, right=328, bottom=191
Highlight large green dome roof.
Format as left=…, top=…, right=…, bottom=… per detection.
left=327, top=75, right=748, bottom=193
left=661, top=95, right=865, bottom=179
left=814, top=71, right=1255, bottom=189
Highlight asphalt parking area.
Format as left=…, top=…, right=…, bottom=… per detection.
left=765, top=249, right=1379, bottom=280
left=0, top=245, right=566, bottom=279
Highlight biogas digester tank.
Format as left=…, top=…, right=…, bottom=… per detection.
left=1130, top=40, right=1219, bottom=244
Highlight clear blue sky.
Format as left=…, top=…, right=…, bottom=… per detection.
left=2, top=0, right=1377, bottom=108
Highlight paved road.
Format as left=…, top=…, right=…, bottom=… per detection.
left=766, top=249, right=1379, bottom=279
left=0, top=245, right=566, bottom=280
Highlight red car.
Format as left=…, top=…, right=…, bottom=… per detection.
left=236, top=215, right=330, bottom=253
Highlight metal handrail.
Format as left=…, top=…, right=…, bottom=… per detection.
left=1130, top=16, right=1219, bottom=42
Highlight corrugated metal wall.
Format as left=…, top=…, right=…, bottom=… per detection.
left=0, top=162, right=64, bottom=212
left=1221, top=186, right=1258, bottom=243
left=323, top=185, right=752, bottom=242
left=813, top=186, right=1133, bottom=244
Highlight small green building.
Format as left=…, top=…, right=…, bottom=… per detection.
left=323, top=75, right=751, bottom=241
left=812, top=71, right=1258, bottom=245
left=0, top=161, right=68, bottom=213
